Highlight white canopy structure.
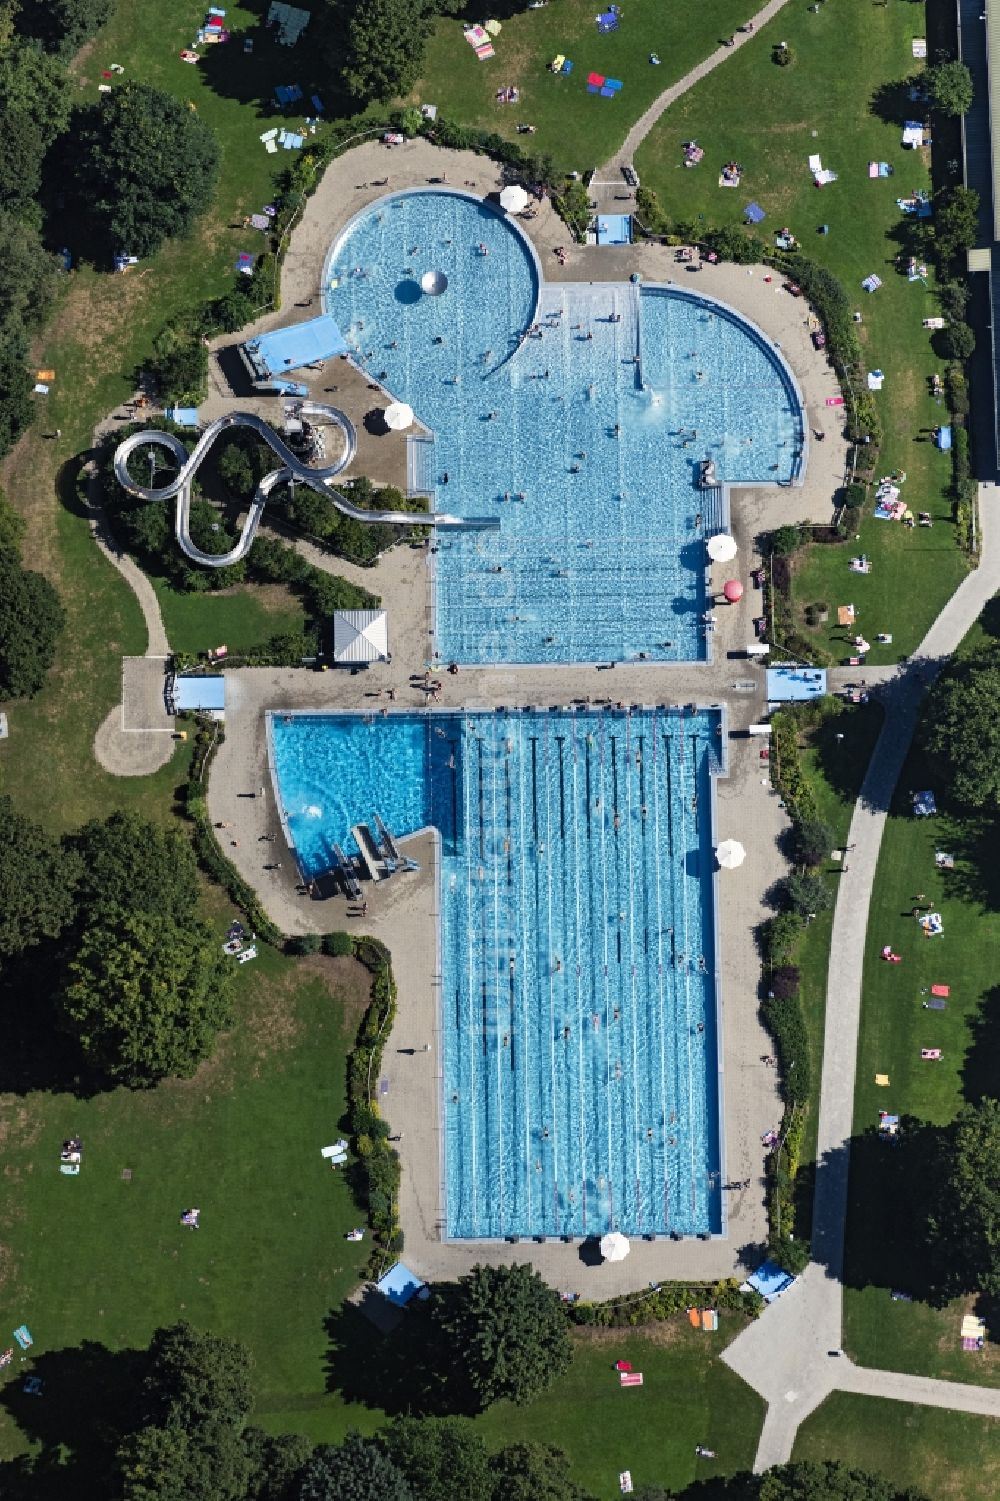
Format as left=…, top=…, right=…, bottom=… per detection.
left=600, top=1231, right=630, bottom=1262
left=499, top=185, right=529, bottom=214
left=716, top=839, right=747, bottom=870
left=706, top=533, right=738, bottom=563
left=384, top=402, right=414, bottom=432
left=333, top=610, right=389, bottom=665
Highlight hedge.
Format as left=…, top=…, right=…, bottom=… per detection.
left=183, top=722, right=285, bottom=946
left=568, top=1277, right=763, bottom=1326
left=346, top=949, right=403, bottom=1273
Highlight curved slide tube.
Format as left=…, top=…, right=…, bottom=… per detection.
left=113, top=405, right=498, bottom=568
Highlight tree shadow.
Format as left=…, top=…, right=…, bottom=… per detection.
left=814, top=1125, right=950, bottom=1304
left=323, top=1295, right=474, bottom=1417
left=869, top=76, right=921, bottom=127
left=0, top=949, right=107, bottom=1098
left=960, top=983, right=1000, bottom=1105
left=195, top=0, right=350, bottom=118
left=0, top=1340, right=143, bottom=1500
left=925, top=810, right=1000, bottom=913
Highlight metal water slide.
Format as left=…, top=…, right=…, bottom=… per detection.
left=113, top=404, right=498, bottom=568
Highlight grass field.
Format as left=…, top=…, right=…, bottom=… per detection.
left=415, top=0, right=758, bottom=171
left=634, top=0, right=968, bottom=663
left=841, top=607, right=1000, bottom=1383
left=0, top=0, right=334, bottom=816
left=794, top=1392, right=1000, bottom=1501
left=153, top=579, right=306, bottom=657
left=0, top=946, right=372, bottom=1467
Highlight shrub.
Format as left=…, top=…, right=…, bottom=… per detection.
left=772, top=41, right=793, bottom=66
left=768, top=965, right=801, bottom=1001
left=769, top=525, right=801, bottom=557
left=149, top=323, right=209, bottom=405
left=945, top=362, right=970, bottom=417
left=762, top=992, right=811, bottom=1105
left=760, top=910, right=805, bottom=965
left=323, top=930, right=355, bottom=957
left=790, top=818, right=835, bottom=868
left=782, top=870, right=832, bottom=917
left=286, top=934, right=321, bottom=955
left=938, top=321, right=976, bottom=361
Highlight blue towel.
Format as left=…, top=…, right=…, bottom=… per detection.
left=562, top=59, right=573, bottom=73
left=607, top=78, right=623, bottom=89
left=312, top=93, right=325, bottom=112
left=587, top=83, right=600, bottom=93
left=600, top=85, right=615, bottom=96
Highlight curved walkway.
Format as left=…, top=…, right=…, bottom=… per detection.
left=593, top=0, right=792, bottom=188
left=85, top=447, right=176, bottom=778
left=723, top=483, right=1000, bottom=1466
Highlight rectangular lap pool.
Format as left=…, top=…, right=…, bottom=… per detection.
left=269, top=708, right=725, bottom=1241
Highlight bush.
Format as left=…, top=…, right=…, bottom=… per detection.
left=286, top=934, right=321, bottom=955
left=769, top=525, right=801, bottom=557
left=938, top=321, right=976, bottom=362
left=322, top=931, right=354, bottom=957
left=149, top=323, right=209, bottom=405
left=762, top=993, right=811, bottom=1105
left=768, top=965, right=801, bottom=1001
left=761, top=910, right=805, bottom=965
left=945, top=362, right=970, bottom=417
left=772, top=41, right=793, bottom=66
left=782, top=870, right=832, bottom=917
left=790, top=818, right=835, bottom=868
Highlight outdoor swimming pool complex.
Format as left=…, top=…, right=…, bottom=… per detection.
left=324, top=189, right=804, bottom=665
left=269, top=709, right=724, bottom=1240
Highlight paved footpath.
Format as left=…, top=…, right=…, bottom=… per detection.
left=724, top=484, right=1000, bottom=1467
left=592, top=0, right=792, bottom=198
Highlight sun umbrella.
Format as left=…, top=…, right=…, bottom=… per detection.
left=420, top=269, right=448, bottom=296
left=723, top=579, right=743, bottom=603
left=716, top=839, right=746, bottom=870
left=706, top=533, right=738, bottom=563
left=600, top=1231, right=630, bottom=1262
left=485, top=17, right=502, bottom=34
left=384, top=402, right=413, bottom=432
left=500, top=184, right=530, bottom=214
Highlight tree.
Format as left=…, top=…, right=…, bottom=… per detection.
left=61, top=908, right=234, bottom=1085
left=665, top=1460, right=929, bottom=1500
left=70, top=810, right=199, bottom=924
left=781, top=871, right=832, bottom=917
left=341, top=0, right=430, bottom=101
left=73, top=84, right=219, bottom=257
left=296, top=1434, right=412, bottom=1501
left=928, top=59, right=974, bottom=117
left=925, top=1098, right=1000, bottom=1299
left=924, top=659, right=1000, bottom=808
left=0, top=214, right=61, bottom=348
left=938, top=321, right=976, bottom=361
left=0, top=547, right=66, bottom=699
left=0, top=42, right=71, bottom=221
left=149, top=322, right=209, bottom=404
left=116, top=1323, right=255, bottom=1501
left=934, top=186, right=980, bottom=269
left=434, top=1263, right=573, bottom=1409
left=382, top=1416, right=490, bottom=1501
left=16, top=0, right=113, bottom=58
left=489, top=1442, right=596, bottom=1501
left=244, top=1429, right=314, bottom=1501
left=0, top=795, right=81, bottom=962
left=789, top=819, right=834, bottom=868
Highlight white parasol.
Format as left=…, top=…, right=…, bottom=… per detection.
left=500, top=184, right=530, bottom=214
left=706, top=533, right=738, bottom=563
left=716, top=839, right=746, bottom=870
left=384, top=402, right=414, bottom=432
left=600, top=1231, right=630, bottom=1262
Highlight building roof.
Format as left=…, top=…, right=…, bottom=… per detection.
left=242, top=315, right=347, bottom=378
left=766, top=666, right=828, bottom=702
left=174, top=675, right=226, bottom=711
left=333, top=609, right=389, bottom=664
left=375, top=1261, right=426, bottom=1307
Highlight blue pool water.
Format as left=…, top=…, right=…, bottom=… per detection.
left=324, top=189, right=803, bottom=666
left=269, top=709, right=723, bottom=1240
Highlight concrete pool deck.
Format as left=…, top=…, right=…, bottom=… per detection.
left=199, top=136, right=856, bottom=1291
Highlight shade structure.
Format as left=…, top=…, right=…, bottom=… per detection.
left=600, top=1231, right=630, bottom=1262
left=706, top=532, right=738, bottom=563
left=484, top=17, right=502, bottom=33
left=716, top=839, right=746, bottom=870
left=421, top=269, right=448, bottom=296
left=500, top=184, right=530, bottom=214
left=723, top=579, right=744, bottom=603
left=384, top=401, right=413, bottom=432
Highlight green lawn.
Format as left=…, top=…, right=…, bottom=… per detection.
left=842, top=635, right=1000, bottom=1382
left=0, top=0, right=334, bottom=817
left=259, top=1323, right=764, bottom=1499
left=0, top=946, right=372, bottom=1465
left=415, top=0, right=759, bottom=171
left=153, top=579, right=306, bottom=657
left=634, top=0, right=968, bottom=662
left=790, top=699, right=885, bottom=1197
left=794, top=1392, right=1000, bottom=1501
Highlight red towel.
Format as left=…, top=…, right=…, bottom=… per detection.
left=101, top=70, right=112, bottom=77
left=587, top=72, right=606, bottom=85
left=931, top=984, right=949, bottom=997
left=615, top=1360, right=632, bottom=1371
